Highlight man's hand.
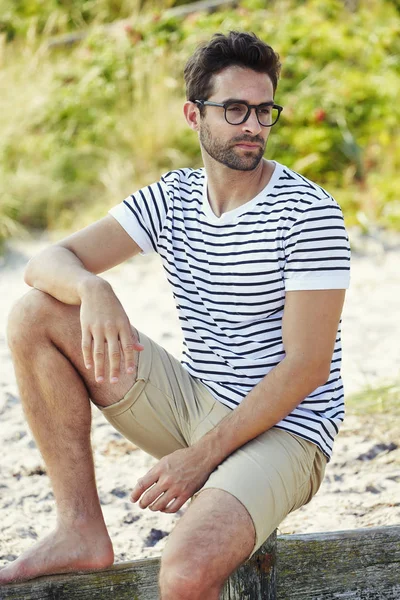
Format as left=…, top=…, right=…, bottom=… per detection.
left=130, top=447, right=213, bottom=513
left=79, top=278, right=144, bottom=384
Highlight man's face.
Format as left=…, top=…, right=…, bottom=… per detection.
left=198, top=67, right=275, bottom=171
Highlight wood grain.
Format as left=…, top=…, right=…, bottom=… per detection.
left=1, top=526, right=398, bottom=599
left=276, top=526, right=400, bottom=600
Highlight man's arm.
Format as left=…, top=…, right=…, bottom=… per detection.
left=196, top=288, right=346, bottom=466
left=131, top=288, right=346, bottom=512
left=24, top=215, right=142, bottom=305
left=23, top=215, right=144, bottom=382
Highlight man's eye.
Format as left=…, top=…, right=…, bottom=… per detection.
left=259, top=107, right=271, bottom=115
left=227, top=104, right=245, bottom=112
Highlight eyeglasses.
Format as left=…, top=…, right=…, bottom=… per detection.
left=194, top=100, right=283, bottom=127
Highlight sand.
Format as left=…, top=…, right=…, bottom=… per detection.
left=0, top=230, right=399, bottom=566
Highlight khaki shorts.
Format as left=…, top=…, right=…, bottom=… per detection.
left=99, top=331, right=327, bottom=557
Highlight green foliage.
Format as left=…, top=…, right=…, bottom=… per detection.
left=0, top=0, right=139, bottom=40
left=347, top=381, right=400, bottom=416
left=0, top=0, right=400, bottom=249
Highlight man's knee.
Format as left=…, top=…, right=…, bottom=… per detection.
left=7, top=289, right=58, bottom=351
left=159, top=557, right=220, bottom=600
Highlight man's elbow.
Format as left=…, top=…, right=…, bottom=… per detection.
left=24, top=257, right=35, bottom=287
left=310, top=360, right=331, bottom=389
left=24, top=249, right=51, bottom=287
left=287, top=355, right=331, bottom=390
left=314, top=368, right=331, bottom=388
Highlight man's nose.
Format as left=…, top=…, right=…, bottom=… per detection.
left=241, top=108, right=262, bottom=135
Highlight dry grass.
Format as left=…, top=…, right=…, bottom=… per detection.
left=346, top=381, right=400, bottom=443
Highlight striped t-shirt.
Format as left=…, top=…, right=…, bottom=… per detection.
left=109, top=161, right=351, bottom=460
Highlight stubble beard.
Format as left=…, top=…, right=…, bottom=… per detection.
left=199, top=121, right=266, bottom=171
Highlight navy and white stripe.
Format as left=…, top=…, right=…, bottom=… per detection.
left=109, top=161, right=350, bottom=460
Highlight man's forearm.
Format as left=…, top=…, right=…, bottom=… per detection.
left=24, top=246, right=106, bottom=305
left=193, top=357, right=328, bottom=470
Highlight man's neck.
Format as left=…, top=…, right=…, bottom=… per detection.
left=203, top=158, right=275, bottom=218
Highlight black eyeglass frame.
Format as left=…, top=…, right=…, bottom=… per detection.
left=194, top=99, right=283, bottom=127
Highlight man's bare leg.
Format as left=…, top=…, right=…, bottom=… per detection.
left=159, top=488, right=256, bottom=600
left=0, top=289, right=139, bottom=584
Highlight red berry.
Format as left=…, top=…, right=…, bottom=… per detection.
left=314, top=108, right=327, bottom=123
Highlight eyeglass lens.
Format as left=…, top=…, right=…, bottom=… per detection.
left=225, top=103, right=279, bottom=126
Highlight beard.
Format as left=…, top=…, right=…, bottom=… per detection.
left=199, top=121, right=266, bottom=171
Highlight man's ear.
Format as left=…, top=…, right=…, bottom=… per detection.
left=184, top=101, right=200, bottom=131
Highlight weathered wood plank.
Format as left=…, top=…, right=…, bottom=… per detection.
left=221, top=529, right=276, bottom=599
left=0, top=558, right=160, bottom=599
left=276, top=526, right=400, bottom=600
left=0, top=532, right=276, bottom=600
left=1, top=526, right=399, bottom=599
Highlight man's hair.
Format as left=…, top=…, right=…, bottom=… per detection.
left=184, top=31, right=281, bottom=102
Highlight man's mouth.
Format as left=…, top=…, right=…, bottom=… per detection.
left=234, top=142, right=262, bottom=149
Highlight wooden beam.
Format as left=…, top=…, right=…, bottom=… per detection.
left=0, top=558, right=160, bottom=599
left=0, top=531, right=277, bottom=599
left=1, top=526, right=399, bottom=599
left=221, top=529, right=276, bottom=599
left=276, top=526, right=400, bottom=600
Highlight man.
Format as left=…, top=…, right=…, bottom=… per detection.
left=1, top=31, right=350, bottom=599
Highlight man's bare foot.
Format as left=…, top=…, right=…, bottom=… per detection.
left=0, top=523, right=114, bottom=584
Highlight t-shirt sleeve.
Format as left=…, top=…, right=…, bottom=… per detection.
left=283, top=197, right=351, bottom=291
left=108, top=179, right=171, bottom=255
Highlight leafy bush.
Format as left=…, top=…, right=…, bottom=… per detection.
left=0, top=0, right=140, bottom=40
left=1, top=0, right=399, bottom=249
left=347, top=380, right=400, bottom=416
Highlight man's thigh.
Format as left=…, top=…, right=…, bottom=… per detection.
left=97, top=331, right=217, bottom=459
left=161, top=488, right=255, bottom=588
left=191, top=425, right=327, bottom=557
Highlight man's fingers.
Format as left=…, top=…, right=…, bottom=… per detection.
left=99, top=321, right=120, bottom=383
left=149, top=492, right=178, bottom=512
left=107, top=340, right=122, bottom=383
left=139, top=485, right=167, bottom=509
left=161, top=497, right=184, bottom=513
left=92, top=333, right=106, bottom=382
left=81, top=330, right=93, bottom=369
left=134, top=484, right=182, bottom=512
left=119, top=328, right=143, bottom=375
left=131, top=473, right=158, bottom=503
left=130, top=326, right=145, bottom=352
left=82, top=321, right=143, bottom=383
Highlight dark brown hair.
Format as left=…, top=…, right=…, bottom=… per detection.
left=184, top=31, right=281, bottom=102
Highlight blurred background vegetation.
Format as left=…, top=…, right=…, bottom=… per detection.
left=0, top=0, right=400, bottom=252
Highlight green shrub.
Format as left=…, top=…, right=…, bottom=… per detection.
left=0, top=0, right=399, bottom=249
left=347, top=380, right=400, bottom=416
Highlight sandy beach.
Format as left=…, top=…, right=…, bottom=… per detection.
left=0, top=230, right=399, bottom=567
